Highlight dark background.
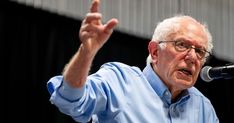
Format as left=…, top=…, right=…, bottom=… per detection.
left=2, top=1, right=233, bottom=123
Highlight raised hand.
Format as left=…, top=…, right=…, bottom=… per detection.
left=79, top=0, right=118, bottom=54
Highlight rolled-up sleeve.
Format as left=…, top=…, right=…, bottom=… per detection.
left=47, top=75, right=85, bottom=101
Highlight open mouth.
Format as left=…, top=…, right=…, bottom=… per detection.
left=179, top=68, right=192, bottom=76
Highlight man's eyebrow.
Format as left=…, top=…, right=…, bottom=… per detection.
left=175, top=38, right=206, bottom=49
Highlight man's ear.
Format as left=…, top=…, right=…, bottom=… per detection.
left=148, top=41, right=159, bottom=63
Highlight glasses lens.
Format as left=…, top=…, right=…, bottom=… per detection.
left=175, top=41, right=208, bottom=59
left=174, top=41, right=188, bottom=51
left=195, top=48, right=206, bottom=59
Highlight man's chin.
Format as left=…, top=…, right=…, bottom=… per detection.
left=174, top=77, right=194, bottom=88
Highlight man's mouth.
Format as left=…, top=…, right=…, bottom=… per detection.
left=179, top=68, right=192, bottom=76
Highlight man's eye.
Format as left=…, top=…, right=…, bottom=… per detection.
left=196, top=49, right=205, bottom=54
left=180, top=42, right=187, bottom=47
left=177, top=41, right=187, bottom=48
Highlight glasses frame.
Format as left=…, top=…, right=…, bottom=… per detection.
left=158, top=40, right=211, bottom=60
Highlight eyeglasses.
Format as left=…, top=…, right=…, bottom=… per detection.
left=158, top=40, right=211, bottom=60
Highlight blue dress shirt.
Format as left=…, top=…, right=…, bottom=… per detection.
left=47, top=62, right=219, bottom=123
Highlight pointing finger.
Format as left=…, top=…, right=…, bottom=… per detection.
left=90, top=0, right=100, bottom=13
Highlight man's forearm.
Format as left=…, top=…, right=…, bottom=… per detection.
left=62, top=44, right=97, bottom=88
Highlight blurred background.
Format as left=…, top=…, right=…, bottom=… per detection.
left=2, top=0, right=234, bottom=123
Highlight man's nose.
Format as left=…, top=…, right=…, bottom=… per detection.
left=185, top=48, right=197, bottom=64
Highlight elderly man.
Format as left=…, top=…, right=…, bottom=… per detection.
left=47, top=0, right=219, bottom=122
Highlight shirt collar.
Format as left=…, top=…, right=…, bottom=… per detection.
left=142, top=63, right=190, bottom=105
left=143, top=63, right=169, bottom=98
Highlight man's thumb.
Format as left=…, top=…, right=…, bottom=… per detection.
left=103, top=18, right=118, bottom=34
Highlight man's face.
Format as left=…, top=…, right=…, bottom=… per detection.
left=151, top=20, right=208, bottom=92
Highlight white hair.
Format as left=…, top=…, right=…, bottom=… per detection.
left=146, top=15, right=213, bottom=64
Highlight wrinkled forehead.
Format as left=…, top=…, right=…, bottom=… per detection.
left=170, top=19, right=208, bottom=47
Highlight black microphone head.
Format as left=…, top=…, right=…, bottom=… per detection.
left=200, top=66, right=213, bottom=82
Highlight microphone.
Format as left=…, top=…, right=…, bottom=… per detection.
left=200, top=65, right=234, bottom=82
